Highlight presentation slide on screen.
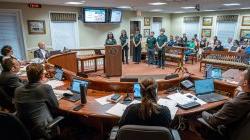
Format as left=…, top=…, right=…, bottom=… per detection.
left=111, top=10, right=121, bottom=22
left=85, top=9, right=106, bottom=22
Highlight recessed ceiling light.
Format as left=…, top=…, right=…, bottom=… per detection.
left=148, top=2, right=167, bottom=6
left=151, top=9, right=163, bottom=12
left=223, top=3, right=240, bottom=6
left=203, top=10, right=216, bottom=12
left=117, top=6, right=132, bottom=9
left=181, top=6, right=195, bottom=9
left=240, top=7, right=250, bottom=9
left=64, top=1, right=85, bottom=5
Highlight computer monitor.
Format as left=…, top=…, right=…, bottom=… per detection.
left=55, top=68, right=63, bottom=81
left=133, top=83, right=141, bottom=98
left=71, top=78, right=89, bottom=93
left=211, top=68, right=222, bottom=79
left=195, top=79, right=214, bottom=95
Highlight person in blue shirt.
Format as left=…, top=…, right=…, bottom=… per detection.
left=156, top=28, right=168, bottom=69
left=146, top=31, right=157, bottom=65
left=167, top=35, right=175, bottom=47
left=120, top=30, right=129, bottom=64
left=133, top=29, right=142, bottom=64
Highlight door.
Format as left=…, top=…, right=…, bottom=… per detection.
left=130, top=21, right=141, bottom=60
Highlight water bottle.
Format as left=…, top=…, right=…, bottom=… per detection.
left=80, top=84, right=87, bottom=104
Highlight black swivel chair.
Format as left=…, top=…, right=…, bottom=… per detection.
left=0, top=111, right=64, bottom=140
left=0, top=86, right=15, bottom=112
left=110, top=125, right=181, bottom=140
left=197, top=112, right=250, bottom=140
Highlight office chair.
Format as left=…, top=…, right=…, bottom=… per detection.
left=0, top=111, right=31, bottom=140
left=0, top=86, right=15, bottom=112
left=109, top=125, right=181, bottom=140
left=197, top=112, right=250, bottom=140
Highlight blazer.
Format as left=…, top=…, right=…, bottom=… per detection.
left=119, top=103, right=171, bottom=128
left=205, top=92, right=250, bottom=128
left=34, top=49, right=49, bottom=59
left=15, top=83, right=58, bottom=130
left=0, top=71, right=23, bottom=98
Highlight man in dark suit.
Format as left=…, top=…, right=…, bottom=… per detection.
left=15, top=63, right=59, bottom=139
left=34, top=42, right=50, bottom=59
left=201, top=67, right=250, bottom=139
left=0, top=57, right=23, bottom=98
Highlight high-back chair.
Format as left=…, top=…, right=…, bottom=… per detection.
left=110, top=125, right=181, bottom=140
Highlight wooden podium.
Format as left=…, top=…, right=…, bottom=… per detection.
left=105, top=45, right=122, bottom=77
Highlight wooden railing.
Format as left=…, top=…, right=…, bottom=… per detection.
left=69, top=48, right=105, bottom=72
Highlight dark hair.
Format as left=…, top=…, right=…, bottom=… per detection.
left=120, top=30, right=127, bottom=38
left=139, top=78, right=160, bottom=120
left=234, top=40, right=240, bottom=46
left=1, top=45, right=12, bottom=56
left=2, top=57, right=15, bottom=72
left=107, top=32, right=114, bottom=40
left=26, top=63, right=44, bottom=83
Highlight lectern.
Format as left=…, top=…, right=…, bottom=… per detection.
left=105, top=45, right=122, bottom=77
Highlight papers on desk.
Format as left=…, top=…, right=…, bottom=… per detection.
left=95, top=94, right=113, bottom=105
left=106, top=103, right=127, bottom=117
left=184, top=93, right=206, bottom=105
left=157, top=99, right=178, bottom=120
left=53, top=90, right=73, bottom=100
left=46, top=80, right=64, bottom=89
left=167, top=92, right=193, bottom=105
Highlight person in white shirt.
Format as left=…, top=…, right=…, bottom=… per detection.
left=225, top=37, right=234, bottom=49
left=34, top=42, right=49, bottom=60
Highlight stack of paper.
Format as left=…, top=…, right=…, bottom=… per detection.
left=184, top=93, right=207, bottom=105
left=95, top=94, right=113, bottom=105
left=46, top=80, right=64, bottom=89
left=167, top=93, right=193, bottom=105
left=157, top=98, right=178, bottom=119
left=106, top=103, right=127, bottom=117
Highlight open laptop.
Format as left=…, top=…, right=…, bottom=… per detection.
left=211, top=68, right=222, bottom=79
left=195, top=79, right=227, bottom=103
left=63, top=78, right=88, bottom=102
left=55, top=68, right=64, bottom=81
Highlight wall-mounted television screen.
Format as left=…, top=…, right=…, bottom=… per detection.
left=109, top=9, right=122, bottom=23
left=83, top=8, right=107, bottom=23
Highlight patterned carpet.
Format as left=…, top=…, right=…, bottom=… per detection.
left=87, top=60, right=204, bottom=81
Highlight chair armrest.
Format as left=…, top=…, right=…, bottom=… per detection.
left=197, top=118, right=217, bottom=132
left=46, top=116, right=64, bottom=129
left=171, top=129, right=181, bottom=140
left=109, top=126, right=119, bottom=140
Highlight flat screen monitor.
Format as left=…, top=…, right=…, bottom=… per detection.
left=83, top=8, right=107, bottom=23
left=71, top=78, right=89, bottom=93
left=133, top=83, right=141, bottom=98
left=109, top=9, right=122, bottom=23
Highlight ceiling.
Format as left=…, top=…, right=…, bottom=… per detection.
left=0, top=0, right=250, bottom=13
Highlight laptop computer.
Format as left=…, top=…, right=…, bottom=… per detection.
left=63, top=78, right=88, bottom=102
left=55, top=68, right=64, bottom=81
left=211, top=68, right=222, bottom=79
left=195, top=79, right=227, bottom=103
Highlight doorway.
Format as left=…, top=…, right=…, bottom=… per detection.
left=130, top=21, right=141, bottom=60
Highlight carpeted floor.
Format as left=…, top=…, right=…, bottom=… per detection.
left=87, top=60, right=204, bottom=81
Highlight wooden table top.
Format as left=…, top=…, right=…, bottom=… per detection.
left=57, top=81, right=229, bottom=119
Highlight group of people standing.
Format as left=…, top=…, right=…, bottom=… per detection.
left=105, top=28, right=168, bottom=69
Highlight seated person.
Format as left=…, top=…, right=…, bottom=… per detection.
left=199, top=37, right=208, bottom=58
left=225, top=37, right=233, bottom=49
left=34, top=42, right=50, bottom=59
left=0, top=45, right=14, bottom=64
left=229, top=40, right=241, bottom=52
left=184, top=38, right=196, bottom=61
left=213, top=40, right=224, bottom=51
left=201, top=68, right=250, bottom=139
left=105, top=32, right=117, bottom=45
left=176, top=37, right=184, bottom=47
left=119, top=78, right=171, bottom=127
left=167, top=35, right=175, bottom=47
left=15, top=63, right=59, bottom=139
left=0, top=58, right=23, bottom=99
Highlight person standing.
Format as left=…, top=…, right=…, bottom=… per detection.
left=146, top=31, right=157, bottom=65
left=120, top=30, right=129, bottom=64
left=156, top=28, right=168, bottom=69
left=133, top=29, right=142, bottom=64
left=105, top=32, right=117, bottom=45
